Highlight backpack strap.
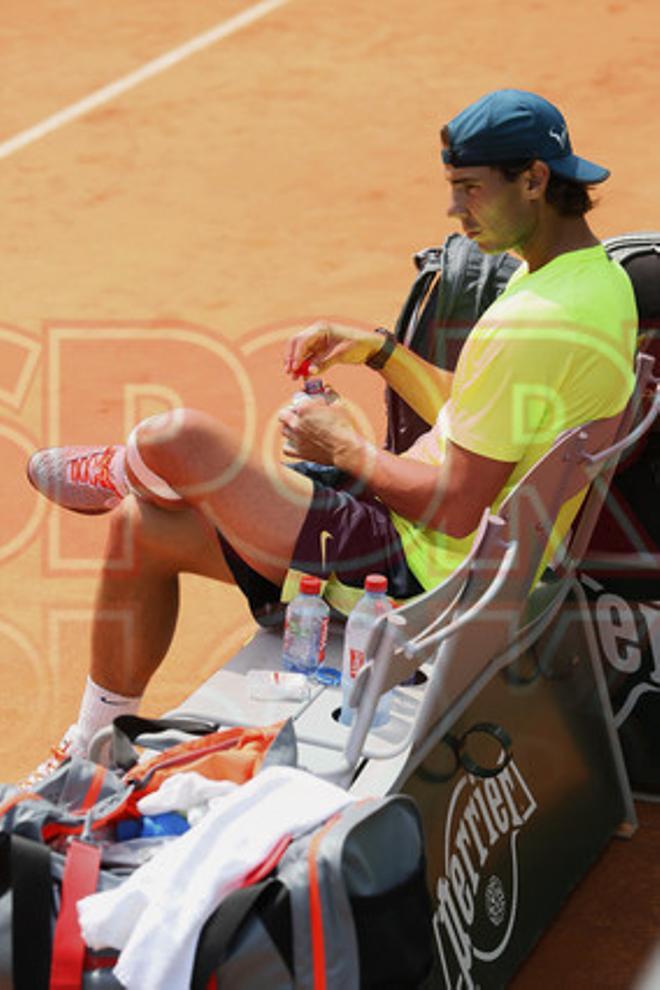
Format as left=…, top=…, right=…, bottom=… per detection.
left=433, top=232, right=521, bottom=338
left=395, top=249, right=443, bottom=348
left=111, top=714, right=221, bottom=770
left=432, top=233, right=476, bottom=325
left=0, top=832, right=53, bottom=990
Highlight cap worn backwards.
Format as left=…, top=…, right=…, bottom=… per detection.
left=441, top=88, right=609, bottom=184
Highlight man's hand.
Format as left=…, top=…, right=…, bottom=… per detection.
left=285, top=319, right=453, bottom=427
left=278, top=399, right=363, bottom=467
left=284, top=321, right=382, bottom=378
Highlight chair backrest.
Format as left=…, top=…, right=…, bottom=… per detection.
left=338, top=354, right=660, bottom=774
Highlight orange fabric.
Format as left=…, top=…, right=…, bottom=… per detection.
left=42, top=723, right=285, bottom=843
left=123, top=721, right=284, bottom=794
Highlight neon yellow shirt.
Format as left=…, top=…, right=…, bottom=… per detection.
left=390, top=244, right=637, bottom=590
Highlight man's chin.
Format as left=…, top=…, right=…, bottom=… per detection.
left=461, top=225, right=519, bottom=255
left=468, top=233, right=510, bottom=256
left=470, top=236, right=496, bottom=254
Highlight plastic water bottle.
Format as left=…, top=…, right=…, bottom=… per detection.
left=340, top=574, right=393, bottom=727
left=283, top=378, right=336, bottom=457
left=282, top=575, right=330, bottom=675
left=295, top=377, right=325, bottom=401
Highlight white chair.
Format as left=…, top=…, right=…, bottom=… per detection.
left=311, top=353, right=660, bottom=788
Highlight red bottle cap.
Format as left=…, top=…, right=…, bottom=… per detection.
left=365, top=574, right=388, bottom=593
left=295, top=358, right=313, bottom=379
left=300, top=575, right=322, bottom=595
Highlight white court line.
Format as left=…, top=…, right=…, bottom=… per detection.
left=0, top=0, right=291, bottom=161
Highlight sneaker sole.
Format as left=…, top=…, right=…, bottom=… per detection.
left=25, top=458, right=117, bottom=515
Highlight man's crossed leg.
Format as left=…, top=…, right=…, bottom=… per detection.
left=24, top=409, right=315, bottom=783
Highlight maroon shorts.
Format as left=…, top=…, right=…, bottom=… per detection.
left=218, top=462, right=423, bottom=625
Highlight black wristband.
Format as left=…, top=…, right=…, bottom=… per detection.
left=365, top=327, right=397, bottom=370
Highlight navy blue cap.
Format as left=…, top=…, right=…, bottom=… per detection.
left=441, top=89, right=609, bottom=184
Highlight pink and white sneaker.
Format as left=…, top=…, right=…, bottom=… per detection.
left=18, top=724, right=85, bottom=790
left=27, top=445, right=129, bottom=514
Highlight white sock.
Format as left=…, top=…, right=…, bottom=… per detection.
left=76, top=676, right=142, bottom=754
left=109, top=446, right=130, bottom=497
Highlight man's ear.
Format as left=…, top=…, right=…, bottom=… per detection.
left=524, top=160, right=550, bottom=200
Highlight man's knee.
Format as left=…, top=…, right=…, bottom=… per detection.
left=132, top=409, right=234, bottom=497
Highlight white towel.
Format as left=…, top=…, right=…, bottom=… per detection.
left=78, top=766, right=353, bottom=990
left=136, top=769, right=238, bottom=816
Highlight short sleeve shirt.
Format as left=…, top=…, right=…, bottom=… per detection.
left=390, top=244, right=638, bottom=590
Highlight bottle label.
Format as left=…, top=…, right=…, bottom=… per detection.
left=349, top=647, right=365, bottom=679
left=318, top=615, right=328, bottom=663
left=282, top=613, right=329, bottom=671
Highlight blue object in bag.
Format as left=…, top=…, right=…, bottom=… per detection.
left=116, top=812, right=189, bottom=841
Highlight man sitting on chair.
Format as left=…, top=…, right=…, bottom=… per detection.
left=24, top=89, right=636, bottom=781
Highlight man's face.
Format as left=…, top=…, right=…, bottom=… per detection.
left=444, top=163, right=537, bottom=255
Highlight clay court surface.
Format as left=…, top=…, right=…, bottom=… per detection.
left=1, top=0, right=660, bottom=983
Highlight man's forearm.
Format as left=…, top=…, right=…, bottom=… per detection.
left=374, top=338, right=454, bottom=426
left=333, top=435, right=450, bottom=530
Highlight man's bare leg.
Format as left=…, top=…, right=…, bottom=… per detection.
left=91, top=408, right=314, bottom=691
left=85, top=411, right=312, bottom=740
left=22, top=409, right=315, bottom=781
left=90, top=496, right=236, bottom=696
left=128, top=408, right=315, bottom=583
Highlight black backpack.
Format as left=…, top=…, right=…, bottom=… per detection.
left=385, top=233, right=520, bottom=454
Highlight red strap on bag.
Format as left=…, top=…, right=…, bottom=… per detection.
left=50, top=840, right=102, bottom=990
left=307, top=815, right=343, bottom=990
left=74, top=765, right=107, bottom=814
